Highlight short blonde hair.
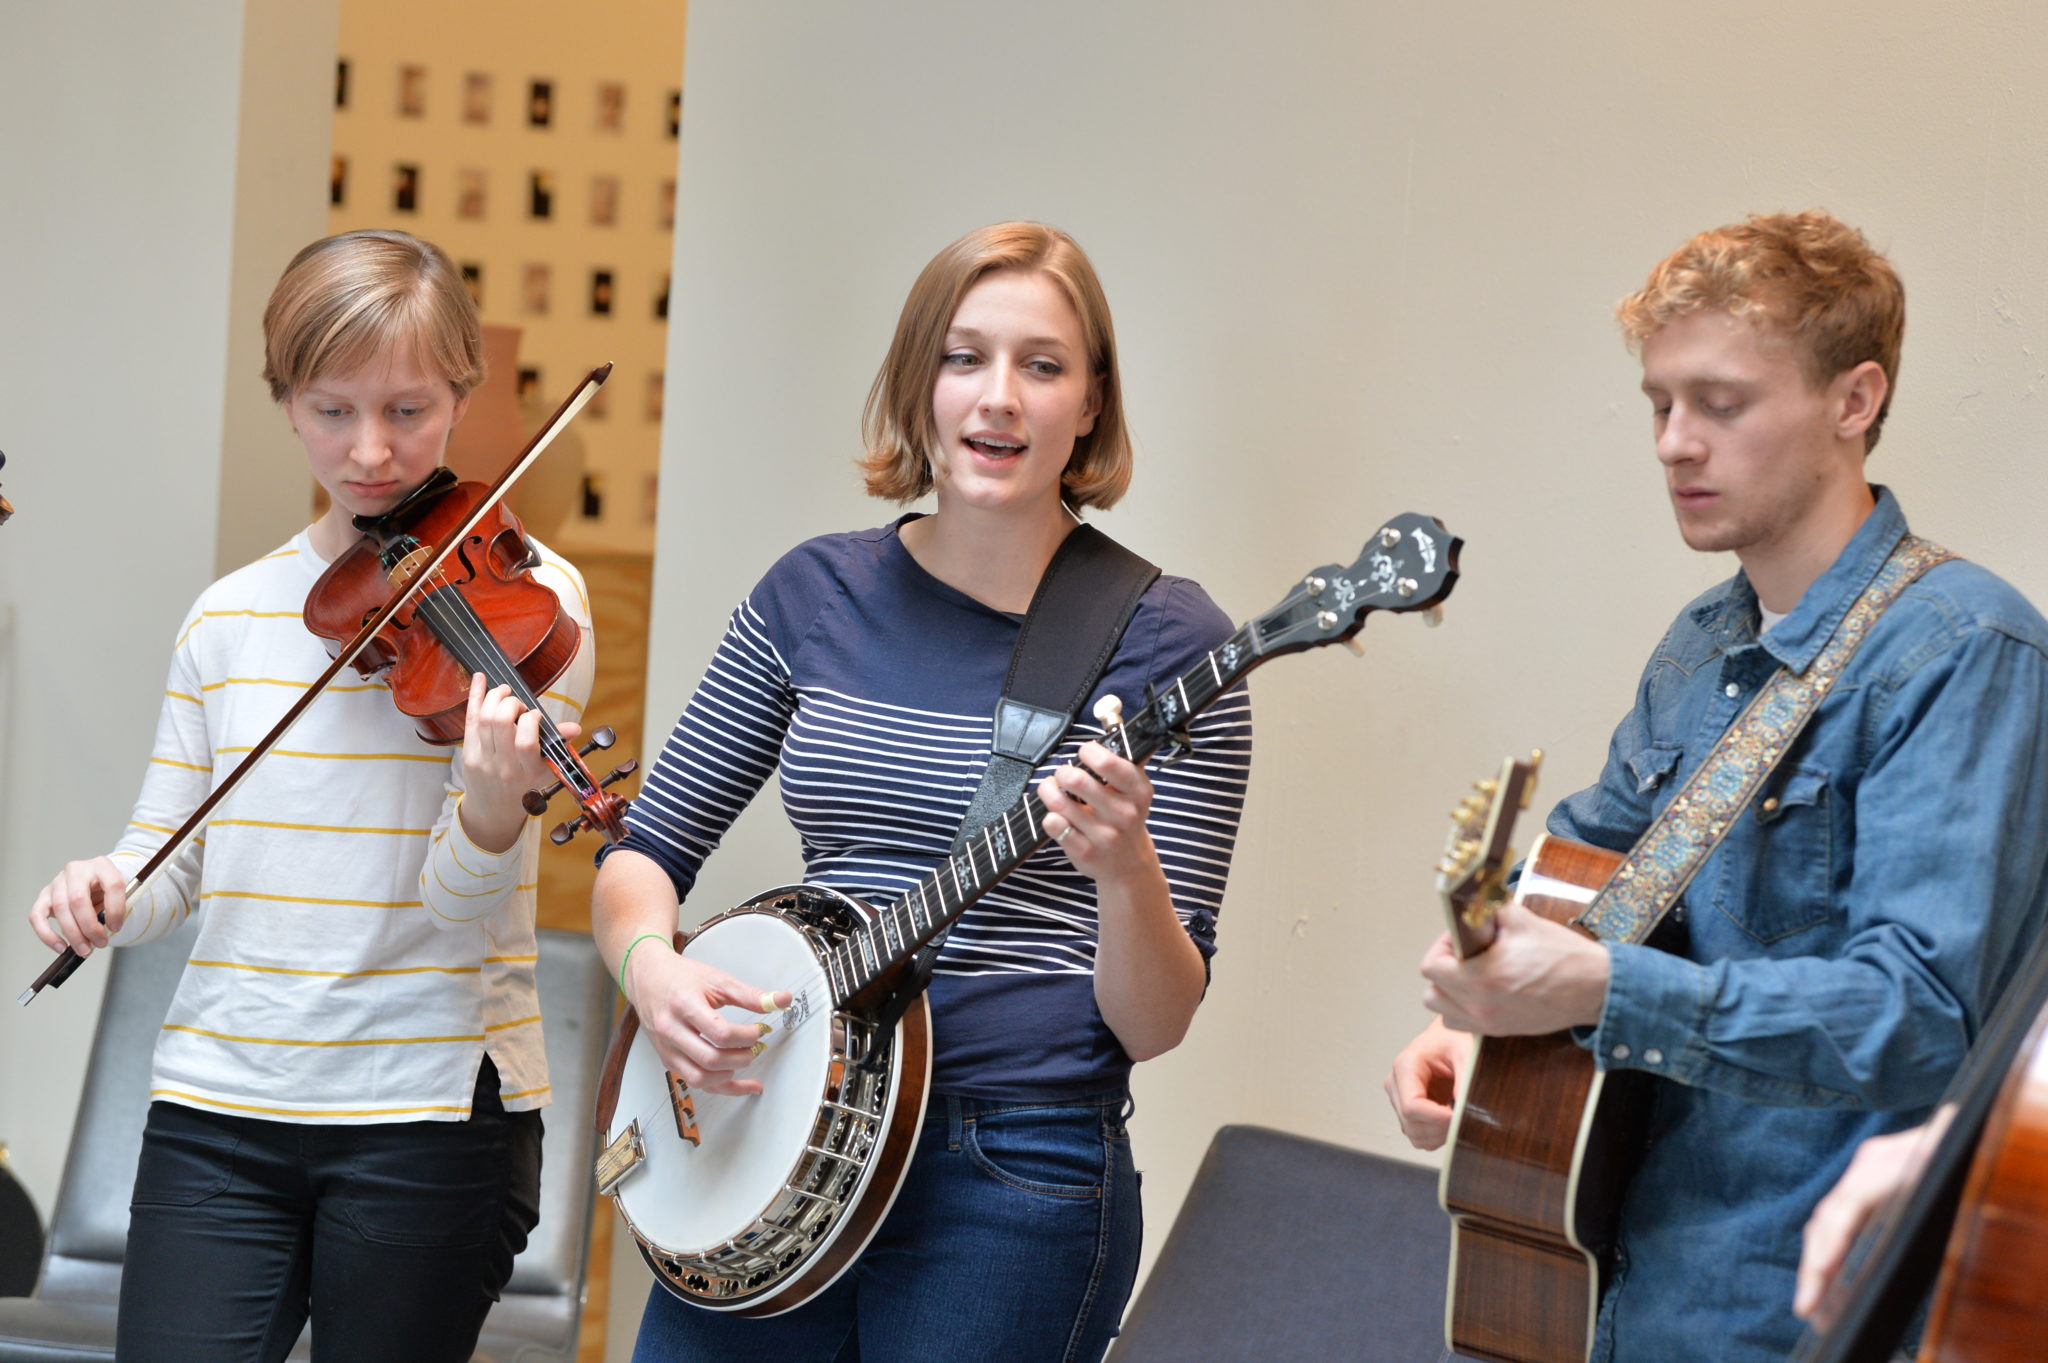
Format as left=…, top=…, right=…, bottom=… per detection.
left=1617, top=211, right=1904, bottom=449
left=860, top=222, right=1132, bottom=508
left=262, top=230, right=484, bottom=402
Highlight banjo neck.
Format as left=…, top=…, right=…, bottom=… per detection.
left=822, top=621, right=1253, bottom=1010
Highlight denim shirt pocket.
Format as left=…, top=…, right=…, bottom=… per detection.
left=1712, top=763, right=1834, bottom=944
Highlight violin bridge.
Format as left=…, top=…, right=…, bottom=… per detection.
left=594, top=1119, right=645, bottom=1197
left=667, top=1072, right=702, bottom=1147
left=384, top=543, right=433, bottom=591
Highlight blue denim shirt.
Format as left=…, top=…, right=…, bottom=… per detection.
left=1545, top=489, right=2048, bottom=1363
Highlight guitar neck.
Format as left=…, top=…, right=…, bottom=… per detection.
left=822, top=621, right=1258, bottom=1005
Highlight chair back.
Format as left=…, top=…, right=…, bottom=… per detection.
left=35, top=925, right=195, bottom=1306
left=1108, top=1124, right=1450, bottom=1362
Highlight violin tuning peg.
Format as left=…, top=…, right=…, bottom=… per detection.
left=578, top=726, right=617, bottom=757
left=522, top=780, right=565, bottom=817
left=549, top=818, right=580, bottom=846
left=600, top=759, right=639, bottom=790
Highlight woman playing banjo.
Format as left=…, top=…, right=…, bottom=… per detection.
left=593, top=221, right=1254, bottom=1361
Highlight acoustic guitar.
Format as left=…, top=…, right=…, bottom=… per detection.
left=594, top=513, right=1462, bottom=1317
left=1433, top=755, right=1650, bottom=1363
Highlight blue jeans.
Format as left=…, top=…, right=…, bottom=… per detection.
left=116, top=1059, right=541, bottom=1362
left=633, top=1092, right=1142, bottom=1363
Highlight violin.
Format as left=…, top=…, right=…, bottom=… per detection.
left=303, top=466, right=636, bottom=844
left=20, top=364, right=615, bottom=1004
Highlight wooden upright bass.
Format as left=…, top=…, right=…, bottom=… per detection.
left=1794, top=924, right=2048, bottom=1363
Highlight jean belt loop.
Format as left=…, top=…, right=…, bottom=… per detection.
left=946, top=1094, right=965, bottom=1151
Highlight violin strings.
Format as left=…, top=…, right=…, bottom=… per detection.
left=403, top=552, right=600, bottom=800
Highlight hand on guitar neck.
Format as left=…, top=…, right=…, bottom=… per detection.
left=1387, top=879, right=1612, bottom=1151
left=1418, top=900, right=1610, bottom=1037
left=1384, top=755, right=1612, bottom=1153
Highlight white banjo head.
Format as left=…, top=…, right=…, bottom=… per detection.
left=609, top=910, right=834, bottom=1254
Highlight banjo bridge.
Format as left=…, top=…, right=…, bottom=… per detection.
left=595, top=1120, right=646, bottom=1197
left=667, top=1072, right=702, bottom=1146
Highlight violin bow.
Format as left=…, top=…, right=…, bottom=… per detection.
left=18, top=363, right=612, bottom=1005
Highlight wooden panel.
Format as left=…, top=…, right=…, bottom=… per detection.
left=537, top=548, right=653, bottom=934
left=529, top=548, right=652, bottom=1363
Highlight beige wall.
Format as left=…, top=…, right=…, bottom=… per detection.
left=0, top=0, right=336, bottom=1214
left=642, top=0, right=2048, bottom=1322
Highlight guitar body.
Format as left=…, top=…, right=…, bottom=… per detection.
left=594, top=885, right=932, bottom=1317
left=1441, top=834, right=1650, bottom=1363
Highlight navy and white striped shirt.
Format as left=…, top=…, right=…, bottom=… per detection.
left=610, top=518, right=1253, bottom=1099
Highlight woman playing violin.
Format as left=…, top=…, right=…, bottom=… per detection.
left=25, top=229, right=593, bottom=1361
left=593, top=221, right=1254, bottom=1362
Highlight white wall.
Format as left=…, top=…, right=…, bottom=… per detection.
left=640, top=0, right=2048, bottom=1324
left=0, top=0, right=335, bottom=1213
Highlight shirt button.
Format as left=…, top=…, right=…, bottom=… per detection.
left=1724, top=682, right=1740, bottom=698
left=1611, top=1043, right=1631, bottom=1061
left=1644, top=1048, right=1664, bottom=1065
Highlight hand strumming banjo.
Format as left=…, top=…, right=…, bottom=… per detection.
left=593, top=513, right=1463, bottom=1316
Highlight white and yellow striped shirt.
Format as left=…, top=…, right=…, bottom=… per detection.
left=107, top=528, right=593, bottom=1123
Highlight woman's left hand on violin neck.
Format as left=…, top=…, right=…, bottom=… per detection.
left=455, top=671, right=580, bottom=853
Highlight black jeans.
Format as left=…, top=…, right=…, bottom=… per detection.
left=116, top=1059, right=542, bottom=1362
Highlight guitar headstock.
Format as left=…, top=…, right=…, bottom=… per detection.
left=1243, top=513, right=1461, bottom=663
left=1436, top=751, right=1542, bottom=959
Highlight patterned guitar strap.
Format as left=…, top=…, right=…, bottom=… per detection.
left=1575, top=535, right=1956, bottom=946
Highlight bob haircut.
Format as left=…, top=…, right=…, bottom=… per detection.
left=1616, top=210, right=1905, bottom=450
left=860, top=222, right=1132, bottom=508
left=262, top=229, right=484, bottom=402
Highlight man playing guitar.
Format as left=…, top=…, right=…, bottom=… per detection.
left=1385, top=211, right=2048, bottom=1362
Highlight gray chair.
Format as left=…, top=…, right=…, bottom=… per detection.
left=1107, top=1124, right=1451, bottom=1362
left=0, top=926, right=614, bottom=1363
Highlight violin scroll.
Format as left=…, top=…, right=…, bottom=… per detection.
left=520, top=725, right=641, bottom=845
left=546, top=759, right=638, bottom=846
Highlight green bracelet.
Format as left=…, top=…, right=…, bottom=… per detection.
left=619, top=932, right=669, bottom=995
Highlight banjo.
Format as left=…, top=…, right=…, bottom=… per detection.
left=593, top=513, right=1463, bottom=1316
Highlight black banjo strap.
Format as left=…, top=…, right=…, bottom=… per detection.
left=881, top=523, right=1159, bottom=1029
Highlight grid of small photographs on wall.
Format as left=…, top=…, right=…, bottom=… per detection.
left=331, top=53, right=680, bottom=535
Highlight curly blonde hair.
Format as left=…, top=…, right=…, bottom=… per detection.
left=1617, top=211, right=1904, bottom=449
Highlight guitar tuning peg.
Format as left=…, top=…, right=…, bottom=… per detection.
left=1423, top=606, right=1445, bottom=628
left=1478, top=780, right=1498, bottom=795
left=1092, top=695, right=1124, bottom=728
left=1343, top=636, right=1365, bottom=657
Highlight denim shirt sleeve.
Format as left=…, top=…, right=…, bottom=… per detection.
left=1589, top=619, right=2048, bottom=1109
